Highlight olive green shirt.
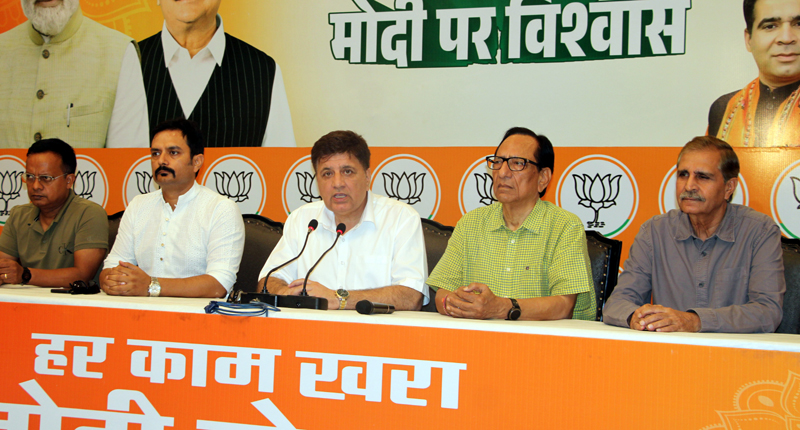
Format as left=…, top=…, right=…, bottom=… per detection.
left=427, top=200, right=596, bottom=321
left=0, top=191, right=108, bottom=270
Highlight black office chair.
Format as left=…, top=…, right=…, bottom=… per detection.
left=776, top=237, right=800, bottom=334
left=585, top=230, right=622, bottom=322
left=107, top=210, right=125, bottom=253
left=420, top=218, right=454, bottom=312
left=232, top=214, right=284, bottom=295
left=94, top=210, right=125, bottom=284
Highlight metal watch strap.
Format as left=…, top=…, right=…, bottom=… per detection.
left=336, top=289, right=348, bottom=310
left=148, top=277, right=161, bottom=297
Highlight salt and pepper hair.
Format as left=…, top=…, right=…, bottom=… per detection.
left=677, top=136, right=740, bottom=202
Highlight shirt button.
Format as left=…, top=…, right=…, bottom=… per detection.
left=510, top=239, right=515, bottom=244
left=161, top=243, right=164, bottom=247
left=701, top=251, right=707, bottom=257
left=42, top=49, right=50, bottom=59
left=506, top=268, right=511, bottom=272
left=699, top=282, right=705, bottom=287
left=165, top=218, right=169, bottom=221
left=34, top=132, right=42, bottom=141
left=160, top=258, right=163, bottom=261
left=36, top=89, right=44, bottom=99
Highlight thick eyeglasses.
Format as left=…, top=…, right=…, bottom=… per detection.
left=485, top=156, right=541, bottom=171
left=24, top=173, right=67, bottom=185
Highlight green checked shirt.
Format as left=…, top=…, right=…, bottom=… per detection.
left=427, top=200, right=596, bottom=321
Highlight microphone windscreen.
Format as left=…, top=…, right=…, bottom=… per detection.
left=308, top=219, right=319, bottom=230
left=336, top=223, right=347, bottom=235
left=356, top=300, right=374, bottom=315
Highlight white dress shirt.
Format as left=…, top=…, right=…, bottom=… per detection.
left=39, top=35, right=150, bottom=148
left=259, top=192, right=429, bottom=304
left=160, top=18, right=295, bottom=147
left=104, top=182, right=245, bottom=292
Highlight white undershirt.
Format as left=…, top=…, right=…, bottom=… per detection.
left=159, top=17, right=296, bottom=147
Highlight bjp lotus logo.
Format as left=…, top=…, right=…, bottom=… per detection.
left=214, top=171, right=253, bottom=203
left=371, top=155, right=441, bottom=219
left=792, top=177, right=800, bottom=209
left=382, top=172, right=426, bottom=205
left=135, top=171, right=154, bottom=195
left=296, top=172, right=321, bottom=203
left=0, top=171, right=23, bottom=216
left=573, top=173, right=621, bottom=229
left=73, top=171, right=96, bottom=200
left=474, top=173, right=496, bottom=206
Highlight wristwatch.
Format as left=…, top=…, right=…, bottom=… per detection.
left=20, top=267, right=31, bottom=285
left=506, top=298, right=521, bottom=320
left=335, top=289, right=349, bottom=310
left=148, top=277, right=161, bottom=297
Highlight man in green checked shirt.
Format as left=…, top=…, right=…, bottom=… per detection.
left=427, top=127, right=595, bottom=321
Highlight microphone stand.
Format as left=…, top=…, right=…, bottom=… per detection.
left=240, top=220, right=329, bottom=309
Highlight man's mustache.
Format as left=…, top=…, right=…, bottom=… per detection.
left=679, top=191, right=705, bottom=202
left=155, top=166, right=176, bottom=177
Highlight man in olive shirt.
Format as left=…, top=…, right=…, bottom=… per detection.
left=0, top=139, right=108, bottom=287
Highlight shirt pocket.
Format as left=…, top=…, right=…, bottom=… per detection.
left=712, top=267, right=749, bottom=306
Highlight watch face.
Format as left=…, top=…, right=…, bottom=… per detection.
left=337, top=289, right=349, bottom=299
left=509, top=309, right=521, bottom=320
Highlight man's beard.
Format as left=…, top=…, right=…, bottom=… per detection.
left=21, top=0, right=80, bottom=37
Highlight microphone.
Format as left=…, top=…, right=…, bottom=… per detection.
left=238, top=219, right=326, bottom=309
left=356, top=300, right=395, bottom=315
left=260, top=219, right=318, bottom=293
left=301, top=223, right=346, bottom=297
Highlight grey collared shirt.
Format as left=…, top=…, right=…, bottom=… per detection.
left=604, top=204, right=785, bottom=333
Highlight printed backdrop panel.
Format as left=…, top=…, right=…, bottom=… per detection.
left=1, top=147, right=798, bottom=268
left=1, top=301, right=799, bottom=429
left=0, top=1, right=760, bottom=147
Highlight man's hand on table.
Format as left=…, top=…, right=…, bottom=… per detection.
left=441, top=283, right=509, bottom=319
left=101, top=261, right=151, bottom=296
left=630, top=304, right=701, bottom=332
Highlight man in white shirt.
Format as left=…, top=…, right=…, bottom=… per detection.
left=138, top=0, right=295, bottom=147
left=258, top=131, right=428, bottom=310
left=0, top=0, right=149, bottom=148
left=100, top=119, right=245, bottom=298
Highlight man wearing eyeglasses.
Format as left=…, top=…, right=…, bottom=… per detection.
left=427, top=127, right=595, bottom=321
left=0, top=139, right=108, bottom=287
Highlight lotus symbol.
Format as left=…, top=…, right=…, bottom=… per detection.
left=383, top=172, right=426, bottom=205
left=214, top=171, right=252, bottom=203
left=73, top=171, right=96, bottom=200
left=135, top=171, right=154, bottom=195
left=0, top=171, right=23, bottom=216
left=474, top=173, right=496, bottom=206
left=792, top=177, right=800, bottom=209
left=573, top=173, right=621, bottom=229
left=296, top=171, right=321, bottom=203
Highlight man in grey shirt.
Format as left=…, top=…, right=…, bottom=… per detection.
left=603, top=136, right=784, bottom=333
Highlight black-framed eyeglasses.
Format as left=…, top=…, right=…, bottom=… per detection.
left=485, top=156, right=541, bottom=172
left=24, top=173, right=67, bottom=185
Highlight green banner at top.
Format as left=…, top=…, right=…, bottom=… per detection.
left=329, top=0, right=692, bottom=68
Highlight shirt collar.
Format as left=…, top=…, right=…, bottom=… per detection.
left=490, top=199, right=546, bottom=233
left=28, top=190, right=76, bottom=231
left=758, top=79, right=800, bottom=100
left=320, top=191, right=375, bottom=233
left=28, top=8, right=83, bottom=45
left=164, top=181, right=200, bottom=209
left=160, top=15, right=226, bottom=67
left=674, top=203, right=736, bottom=243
